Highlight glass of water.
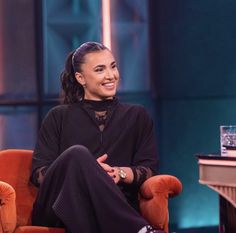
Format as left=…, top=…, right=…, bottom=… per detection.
left=220, top=125, right=236, bottom=156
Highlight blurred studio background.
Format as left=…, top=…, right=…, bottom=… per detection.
left=1, top=0, right=236, bottom=232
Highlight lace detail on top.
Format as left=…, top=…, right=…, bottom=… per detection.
left=81, top=98, right=115, bottom=132
left=131, top=166, right=154, bottom=188
left=94, top=111, right=107, bottom=131
left=31, top=166, right=48, bottom=187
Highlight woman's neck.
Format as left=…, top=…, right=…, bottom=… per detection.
left=81, top=97, right=117, bottom=111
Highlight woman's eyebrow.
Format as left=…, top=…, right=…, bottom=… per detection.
left=93, top=64, right=105, bottom=69
left=93, top=61, right=116, bottom=69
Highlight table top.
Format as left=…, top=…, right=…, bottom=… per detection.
left=196, top=153, right=236, bottom=161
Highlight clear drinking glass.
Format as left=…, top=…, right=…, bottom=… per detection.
left=220, top=125, right=236, bottom=156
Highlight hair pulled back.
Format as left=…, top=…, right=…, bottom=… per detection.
left=60, top=41, right=108, bottom=104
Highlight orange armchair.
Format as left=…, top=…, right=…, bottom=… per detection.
left=0, top=149, right=182, bottom=233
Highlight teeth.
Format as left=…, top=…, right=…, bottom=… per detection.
left=103, top=83, right=114, bottom=87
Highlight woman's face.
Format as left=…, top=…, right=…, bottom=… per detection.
left=75, top=49, right=120, bottom=100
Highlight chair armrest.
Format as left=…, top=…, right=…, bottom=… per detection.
left=139, top=175, right=182, bottom=233
left=0, top=181, right=17, bottom=233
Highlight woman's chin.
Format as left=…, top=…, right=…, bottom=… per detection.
left=102, top=90, right=117, bottom=98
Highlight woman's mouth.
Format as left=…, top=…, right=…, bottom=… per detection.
left=102, top=82, right=115, bottom=89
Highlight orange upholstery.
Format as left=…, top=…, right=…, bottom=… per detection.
left=0, top=149, right=182, bottom=233
left=0, top=181, right=16, bottom=233
left=139, top=175, right=182, bottom=233
left=14, top=226, right=65, bottom=233
left=0, top=150, right=63, bottom=233
left=0, top=150, right=37, bottom=227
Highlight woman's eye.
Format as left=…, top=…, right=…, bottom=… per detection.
left=95, top=68, right=103, bottom=72
left=112, top=64, right=117, bottom=69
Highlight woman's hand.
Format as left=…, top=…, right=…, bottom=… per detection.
left=97, top=154, right=120, bottom=183
left=97, top=154, right=134, bottom=184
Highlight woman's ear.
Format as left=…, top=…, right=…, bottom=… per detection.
left=75, top=72, right=86, bottom=86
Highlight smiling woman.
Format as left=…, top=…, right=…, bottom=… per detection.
left=60, top=42, right=119, bottom=104
left=74, top=49, right=119, bottom=100
left=30, top=42, right=162, bottom=233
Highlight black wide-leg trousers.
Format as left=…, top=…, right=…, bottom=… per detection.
left=32, top=145, right=149, bottom=233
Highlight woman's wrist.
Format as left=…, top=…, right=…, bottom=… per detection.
left=116, top=167, right=134, bottom=184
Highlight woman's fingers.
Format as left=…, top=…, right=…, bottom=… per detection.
left=97, top=154, right=119, bottom=183
left=108, top=167, right=120, bottom=184
left=97, top=154, right=108, bottom=163
left=97, top=154, right=113, bottom=173
left=99, top=163, right=113, bottom=173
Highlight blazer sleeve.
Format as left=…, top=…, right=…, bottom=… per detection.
left=131, top=106, right=159, bottom=174
left=31, top=106, right=64, bottom=178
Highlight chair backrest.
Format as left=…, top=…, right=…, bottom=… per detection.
left=0, top=149, right=37, bottom=227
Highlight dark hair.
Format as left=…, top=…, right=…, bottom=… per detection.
left=60, top=42, right=108, bottom=104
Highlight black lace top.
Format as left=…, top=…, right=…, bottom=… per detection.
left=32, top=98, right=155, bottom=188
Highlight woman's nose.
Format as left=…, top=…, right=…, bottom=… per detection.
left=106, top=69, right=115, bottom=79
